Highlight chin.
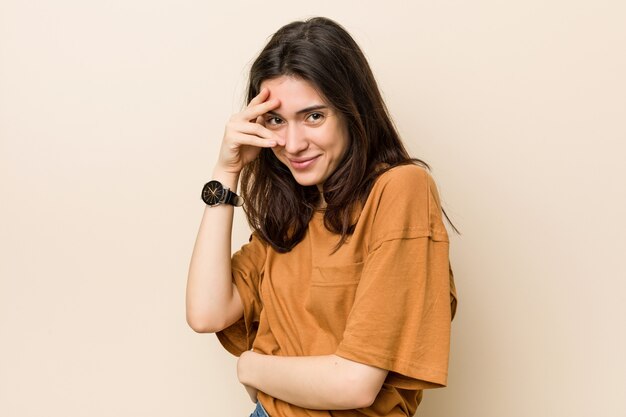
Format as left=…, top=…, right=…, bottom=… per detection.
left=290, top=172, right=322, bottom=187
left=293, top=178, right=319, bottom=187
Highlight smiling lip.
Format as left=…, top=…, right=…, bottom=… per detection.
left=288, top=156, right=320, bottom=170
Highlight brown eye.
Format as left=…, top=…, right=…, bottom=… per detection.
left=307, top=112, right=324, bottom=123
left=266, top=116, right=284, bottom=126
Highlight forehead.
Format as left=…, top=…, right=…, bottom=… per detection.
left=260, top=76, right=328, bottom=112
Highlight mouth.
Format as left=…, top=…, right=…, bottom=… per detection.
left=287, top=155, right=320, bottom=170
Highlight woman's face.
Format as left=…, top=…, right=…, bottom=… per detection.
left=259, top=76, right=349, bottom=191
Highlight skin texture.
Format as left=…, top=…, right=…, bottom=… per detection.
left=186, top=88, right=282, bottom=335
left=187, top=84, right=388, bottom=409
left=237, top=351, right=388, bottom=410
left=260, top=76, right=350, bottom=192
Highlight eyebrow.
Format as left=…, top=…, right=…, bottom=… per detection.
left=266, top=105, right=328, bottom=118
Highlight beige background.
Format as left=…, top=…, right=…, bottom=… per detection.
left=1, top=0, right=625, bottom=416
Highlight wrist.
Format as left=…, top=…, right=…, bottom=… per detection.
left=211, top=168, right=240, bottom=192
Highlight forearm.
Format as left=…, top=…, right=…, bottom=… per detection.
left=186, top=169, right=239, bottom=332
left=187, top=91, right=282, bottom=332
left=237, top=351, right=376, bottom=410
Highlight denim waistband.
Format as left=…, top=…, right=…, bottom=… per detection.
left=249, top=400, right=270, bottom=417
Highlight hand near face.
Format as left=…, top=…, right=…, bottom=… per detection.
left=215, top=88, right=284, bottom=175
left=258, top=76, right=349, bottom=190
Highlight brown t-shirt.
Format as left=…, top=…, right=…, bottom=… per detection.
left=217, top=165, right=458, bottom=417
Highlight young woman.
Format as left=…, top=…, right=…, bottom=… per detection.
left=187, top=17, right=458, bottom=417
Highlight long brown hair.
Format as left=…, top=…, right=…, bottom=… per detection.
left=240, top=17, right=451, bottom=253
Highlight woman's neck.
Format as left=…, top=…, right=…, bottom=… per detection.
left=317, top=185, right=327, bottom=209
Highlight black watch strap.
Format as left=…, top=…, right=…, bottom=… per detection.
left=202, top=180, right=243, bottom=207
left=223, top=189, right=244, bottom=207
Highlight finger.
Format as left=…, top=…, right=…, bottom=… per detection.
left=231, top=132, right=278, bottom=148
left=253, top=116, right=284, bottom=144
left=230, top=121, right=281, bottom=142
left=247, top=87, right=270, bottom=107
left=251, top=119, right=286, bottom=146
left=240, top=98, right=281, bottom=122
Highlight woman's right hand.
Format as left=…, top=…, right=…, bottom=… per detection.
left=215, top=88, right=283, bottom=175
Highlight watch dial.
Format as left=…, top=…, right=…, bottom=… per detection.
left=202, top=181, right=224, bottom=206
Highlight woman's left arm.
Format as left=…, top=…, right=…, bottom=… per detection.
left=237, top=351, right=388, bottom=410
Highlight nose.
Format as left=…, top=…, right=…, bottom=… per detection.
left=282, top=123, right=308, bottom=155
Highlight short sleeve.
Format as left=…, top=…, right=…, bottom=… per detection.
left=215, top=233, right=267, bottom=356
left=334, top=165, right=456, bottom=389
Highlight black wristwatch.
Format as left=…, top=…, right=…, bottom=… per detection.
left=201, top=180, right=243, bottom=207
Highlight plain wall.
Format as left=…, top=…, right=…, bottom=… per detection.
left=1, top=1, right=625, bottom=416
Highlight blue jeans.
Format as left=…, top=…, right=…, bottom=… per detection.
left=249, top=401, right=270, bottom=417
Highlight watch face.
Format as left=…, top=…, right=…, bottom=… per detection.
left=202, top=180, right=224, bottom=206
